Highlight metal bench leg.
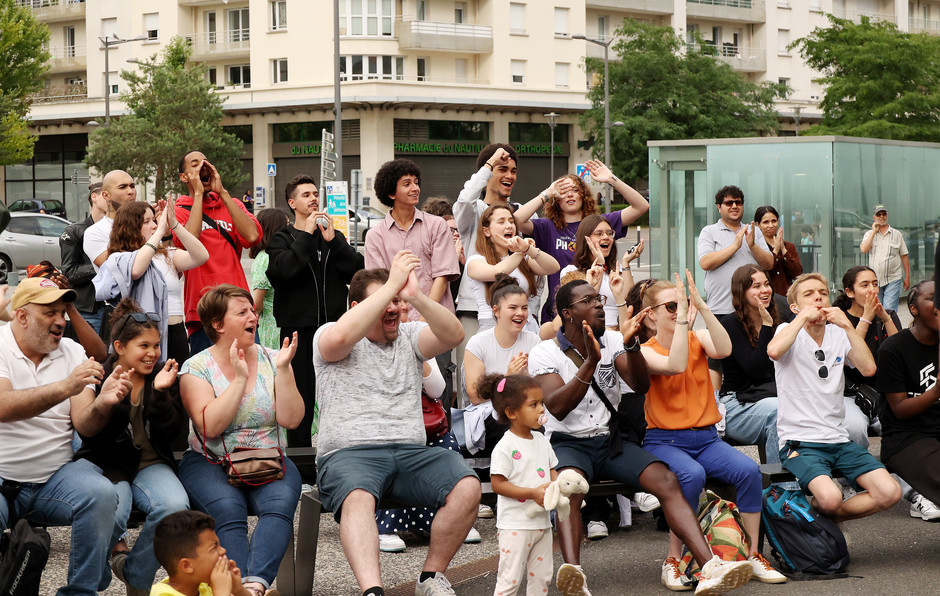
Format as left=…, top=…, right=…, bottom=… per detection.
left=295, top=488, right=323, bottom=596
left=277, top=525, right=296, bottom=596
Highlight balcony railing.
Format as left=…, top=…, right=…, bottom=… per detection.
left=183, top=29, right=250, bottom=60
left=686, top=0, right=765, bottom=23
left=831, top=8, right=896, bottom=24
left=15, top=0, right=85, bottom=22
left=688, top=0, right=753, bottom=7
left=587, top=0, right=673, bottom=14
left=397, top=18, right=493, bottom=53
left=48, top=44, right=86, bottom=73
left=30, top=82, right=88, bottom=104
left=690, top=42, right=767, bottom=72
left=909, top=18, right=940, bottom=34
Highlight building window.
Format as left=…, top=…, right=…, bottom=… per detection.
left=777, top=29, right=790, bottom=55
left=778, top=77, right=791, bottom=97
left=339, top=54, right=404, bottom=80
left=417, top=57, right=428, bottom=81
left=510, top=3, right=525, bottom=35
left=270, top=0, right=287, bottom=30
left=511, top=60, right=525, bottom=85
left=455, top=1, right=466, bottom=23
left=101, top=17, right=117, bottom=39
left=455, top=58, right=468, bottom=82
left=64, top=26, right=75, bottom=57
left=228, top=64, right=251, bottom=87
left=208, top=67, right=217, bottom=86
left=273, top=58, right=288, bottom=83
left=555, top=62, right=569, bottom=88
left=416, top=0, right=426, bottom=20
left=228, top=8, right=250, bottom=42
left=340, top=0, right=393, bottom=36
left=207, top=11, right=217, bottom=44
left=144, top=13, right=159, bottom=41
left=554, top=7, right=569, bottom=37
left=597, top=15, right=608, bottom=40
left=509, top=122, right=569, bottom=143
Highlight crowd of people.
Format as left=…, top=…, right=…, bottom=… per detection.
left=0, top=143, right=935, bottom=596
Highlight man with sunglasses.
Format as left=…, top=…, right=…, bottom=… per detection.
left=697, top=186, right=774, bottom=316
left=767, top=273, right=900, bottom=523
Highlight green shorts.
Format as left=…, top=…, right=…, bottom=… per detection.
left=779, top=440, right=884, bottom=493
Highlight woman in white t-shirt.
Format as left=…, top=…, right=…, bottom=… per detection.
left=466, top=203, right=559, bottom=334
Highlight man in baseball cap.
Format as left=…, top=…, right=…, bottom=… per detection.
left=10, top=276, right=76, bottom=311
left=860, top=204, right=910, bottom=312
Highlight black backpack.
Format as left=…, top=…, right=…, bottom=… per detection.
left=0, top=519, right=51, bottom=596
left=761, top=486, right=850, bottom=580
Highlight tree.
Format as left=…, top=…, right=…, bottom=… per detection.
left=793, top=15, right=940, bottom=141
left=86, top=37, right=247, bottom=198
left=580, top=20, right=784, bottom=185
left=0, top=0, right=50, bottom=165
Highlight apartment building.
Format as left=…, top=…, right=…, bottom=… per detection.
left=9, top=0, right=937, bottom=218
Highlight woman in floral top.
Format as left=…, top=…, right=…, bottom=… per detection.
left=178, top=284, right=304, bottom=596
left=250, top=208, right=290, bottom=350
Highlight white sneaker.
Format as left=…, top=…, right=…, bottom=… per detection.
left=477, top=503, right=495, bottom=518
left=748, top=554, right=786, bottom=584
left=464, top=527, right=482, bottom=543
left=634, top=492, right=662, bottom=512
left=415, top=572, right=456, bottom=596
left=585, top=521, right=608, bottom=540
left=661, top=557, right=692, bottom=591
left=910, top=494, right=940, bottom=521
left=555, top=563, right=592, bottom=596
left=694, top=556, right=752, bottom=596
left=378, top=533, right=406, bottom=553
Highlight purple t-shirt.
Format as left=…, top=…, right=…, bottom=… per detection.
left=530, top=212, right=626, bottom=323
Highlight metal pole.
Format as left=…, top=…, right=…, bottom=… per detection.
left=333, top=0, right=343, bottom=180
left=103, top=36, right=110, bottom=124
left=603, top=41, right=611, bottom=214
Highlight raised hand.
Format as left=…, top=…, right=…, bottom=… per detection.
left=585, top=236, right=606, bottom=267
left=744, top=222, right=757, bottom=247
left=505, top=235, right=529, bottom=254
left=584, top=159, right=613, bottom=184
left=686, top=269, right=707, bottom=311
left=733, top=225, right=746, bottom=249
left=507, top=351, right=528, bottom=375
left=620, top=305, right=651, bottom=342
left=553, top=176, right=575, bottom=199
left=205, top=160, right=226, bottom=195
left=64, top=358, right=105, bottom=396
left=276, top=332, right=299, bottom=369
left=758, top=303, right=773, bottom=327
left=673, top=272, right=689, bottom=322
left=229, top=339, right=249, bottom=380
left=165, top=196, right=178, bottom=231
left=153, top=359, right=178, bottom=391
left=773, top=227, right=785, bottom=255
left=609, top=263, right=626, bottom=302
left=585, top=264, right=605, bottom=290
left=862, top=290, right=878, bottom=322
left=488, top=147, right=512, bottom=168
left=581, top=321, right=602, bottom=365
left=823, top=306, right=853, bottom=330
left=155, top=198, right=170, bottom=234
left=624, top=238, right=645, bottom=265
left=307, top=211, right=335, bottom=242
left=97, top=365, right=134, bottom=407
left=388, top=250, right=420, bottom=293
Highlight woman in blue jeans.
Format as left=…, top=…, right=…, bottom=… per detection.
left=71, top=298, right=190, bottom=595
left=179, top=285, right=305, bottom=596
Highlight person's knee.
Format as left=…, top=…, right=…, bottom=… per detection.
left=641, top=463, right=681, bottom=497
left=811, top=488, right=843, bottom=514
left=149, top=491, right=191, bottom=519
left=871, top=477, right=902, bottom=510
left=340, top=489, right=377, bottom=519
left=447, top=475, right=482, bottom=510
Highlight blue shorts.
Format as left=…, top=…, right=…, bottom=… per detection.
left=549, top=432, right=661, bottom=487
left=780, top=440, right=885, bottom=493
left=316, top=443, right=478, bottom=522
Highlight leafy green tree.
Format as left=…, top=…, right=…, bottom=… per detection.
left=793, top=15, right=940, bottom=141
left=580, top=20, right=784, bottom=185
left=0, top=0, right=49, bottom=165
left=86, top=37, right=246, bottom=198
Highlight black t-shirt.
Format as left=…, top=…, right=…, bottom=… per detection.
left=719, top=313, right=775, bottom=394
left=842, top=309, right=901, bottom=387
left=877, top=328, right=940, bottom=461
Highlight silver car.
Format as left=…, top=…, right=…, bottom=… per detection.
left=0, top=213, right=71, bottom=277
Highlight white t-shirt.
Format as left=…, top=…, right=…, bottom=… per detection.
left=490, top=430, right=558, bottom=530
left=152, top=248, right=183, bottom=317
left=466, top=253, right=540, bottom=333
left=772, top=322, right=856, bottom=449
left=528, top=330, right=626, bottom=438
left=83, top=216, right=113, bottom=273
left=560, top=264, right=619, bottom=327
left=465, top=327, right=542, bottom=375
left=0, top=326, right=90, bottom=483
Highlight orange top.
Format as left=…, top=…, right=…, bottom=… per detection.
left=643, top=331, right=721, bottom=430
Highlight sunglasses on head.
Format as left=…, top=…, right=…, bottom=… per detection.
left=814, top=349, right=829, bottom=379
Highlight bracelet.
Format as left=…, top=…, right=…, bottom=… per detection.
left=539, top=191, right=548, bottom=205
left=859, top=317, right=872, bottom=325
left=485, top=162, right=494, bottom=171
left=530, top=248, right=541, bottom=259
left=676, top=321, right=689, bottom=325
left=573, top=375, right=592, bottom=386
left=144, top=242, right=158, bottom=252
left=616, top=301, right=628, bottom=308
left=171, top=223, right=179, bottom=230
left=623, top=266, right=631, bottom=271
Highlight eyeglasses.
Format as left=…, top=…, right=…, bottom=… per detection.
left=569, top=294, right=607, bottom=308
left=448, top=226, right=460, bottom=237
left=652, top=301, right=679, bottom=313
left=721, top=199, right=744, bottom=207
left=590, top=230, right=615, bottom=239
left=814, top=349, right=828, bottom=379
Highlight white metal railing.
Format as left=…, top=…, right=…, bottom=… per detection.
left=48, top=44, right=86, bottom=59
left=183, top=29, right=250, bottom=55
left=909, top=18, right=940, bottom=33
left=30, top=82, right=87, bottom=104
left=830, top=8, right=896, bottom=24
left=687, top=0, right=755, bottom=8
left=397, top=17, right=493, bottom=52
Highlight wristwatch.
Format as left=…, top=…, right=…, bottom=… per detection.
left=624, top=335, right=642, bottom=352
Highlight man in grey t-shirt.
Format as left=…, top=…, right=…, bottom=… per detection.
left=312, top=251, right=480, bottom=596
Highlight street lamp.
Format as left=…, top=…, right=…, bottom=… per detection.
left=99, top=34, right=148, bottom=124
left=573, top=33, right=616, bottom=213
left=544, top=112, right=558, bottom=184
left=333, top=0, right=343, bottom=179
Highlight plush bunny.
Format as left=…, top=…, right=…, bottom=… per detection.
left=525, top=469, right=590, bottom=522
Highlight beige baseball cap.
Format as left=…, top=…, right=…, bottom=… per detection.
left=11, top=278, right=76, bottom=311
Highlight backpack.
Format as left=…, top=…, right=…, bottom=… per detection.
left=761, top=485, right=850, bottom=580
left=677, top=490, right=751, bottom=585
left=0, top=519, right=51, bottom=596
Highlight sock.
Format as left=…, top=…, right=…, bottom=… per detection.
left=418, top=572, right=437, bottom=583
left=362, top=588, right=385, bottom=596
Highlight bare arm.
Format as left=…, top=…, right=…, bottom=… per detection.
left=491, top=474, right=549, bottom=505
left=584, top=160, right=649, bottom=226
left=427, top=276, right=448, bottom=306
left=70, top=366, right=133, bottom=437
left=272, top=336, right=305, bottom=429
left=252, top=289, right=266, bottom=316
left=828, top=307, right=877, bottom=377
left=412, top=289, right=465, bottom=360
left=462, top=350, right=487, bottom=405
left=0, top=358, right=103, bottom=422
left=537, top=322, right=601, bottom=420
left=180, top=344, right=249, bottom=439
left=169, top=201, right=210, bottom=271
left=860, top=227, right=876, bottom=254
left=467, top=252, right=526, bottom=282
left=66, top=302, right=108, bottom=361
left=699, top=227, right=745, bottom=271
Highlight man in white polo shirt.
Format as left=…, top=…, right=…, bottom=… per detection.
left=0, top=278, right=132, bottom=596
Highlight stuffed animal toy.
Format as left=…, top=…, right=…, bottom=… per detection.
left=525, top=469, right=590, bottom=522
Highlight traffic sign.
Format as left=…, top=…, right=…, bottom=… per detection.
left=575, top=164, right=591, bottom=183
left=267, top=163, right=277, bottom=176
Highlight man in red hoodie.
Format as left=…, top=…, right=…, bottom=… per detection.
left=176, top=150, right=261, bottom=353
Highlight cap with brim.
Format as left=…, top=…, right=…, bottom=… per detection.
left=11, top=278, right=77, bottom=311
left=873, top=204, right=888, bottom=216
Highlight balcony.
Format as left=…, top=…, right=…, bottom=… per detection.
left=177, top=0, right=225, bottom=5
left=909, top=18, right=940, bottom=35
left=397, top=19, right=493, bottom=53
left=183, top=30, right=250, bottom=61
left=15, top=0, right=85, bottom=23
left=47, top=44, right=86, bottom=74
left=587, top=0, right=674, bottom=14
left=831, top=7, right=896, bottom=24
left=716, top=45, right=766, bottom=72
left=686, top=0, right=766, bottom=24
left=30, top=81, right=87, bottom=104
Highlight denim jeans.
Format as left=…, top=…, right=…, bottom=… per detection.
left=179, top=450, right=301, bottom=588
left=720, top=395, right=781, bottom=464
left=113, top=464, right=190, bottom=591
left=0, top=458, right=118, bottom=596
left=879, top=278, right=903, bottom=314
left=78, top=309, right=103, bottom=336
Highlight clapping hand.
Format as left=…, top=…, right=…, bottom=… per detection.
left=581, top=321, right=602, bottom=365
left=229, top=340, right=249, bottom=380
left=153, top=360, right=178, bottom=391
left=507, top=351, right=528, bottom=375
left=98, top=365, right=134, bottom=407
left=276, top=332, right=299, bottom=370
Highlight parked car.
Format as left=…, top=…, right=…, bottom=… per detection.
left=8, top=198, right=67, bottom=219
left=347, top=206, right=385, bottom=243
left=0, top=213, right=71, bottom=278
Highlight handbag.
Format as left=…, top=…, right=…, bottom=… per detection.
left=845, top=382, right=883, bottom=424
left=200, top=349, right=286, bottom=488
left=423, top=391, right=449, bottom=441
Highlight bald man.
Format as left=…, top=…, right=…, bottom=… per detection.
left=82, top=170, right=138, bottom=271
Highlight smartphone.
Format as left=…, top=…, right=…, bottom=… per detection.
left=627, top=226, right=642, bottom=254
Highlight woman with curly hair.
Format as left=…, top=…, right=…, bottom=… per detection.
left=95, top=199, right=208, bottom=361
left=513, top=159, right=649, bottom=323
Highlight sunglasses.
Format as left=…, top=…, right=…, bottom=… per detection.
left=721, top=199, right=744, bottom=207
left=652, top=301, right=679, bottom=313
left=569, top=294, right=607, bottom=308
left=814, top=349, right=828, bottom=379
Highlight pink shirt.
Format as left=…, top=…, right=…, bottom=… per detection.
left=364, top=209, right=459, bottom=320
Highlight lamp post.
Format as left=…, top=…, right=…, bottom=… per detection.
left=333, top=0, right=343, bottom=179
left=573, top=33, right=617, bottom=213
left=544, top=112, right=558, bottom=184
left=99, top=34, right=148, bottom=124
